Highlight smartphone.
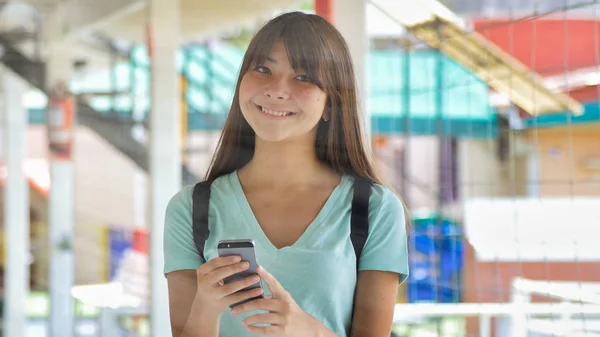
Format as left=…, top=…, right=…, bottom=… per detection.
left=217, top=239, right=264, bottom=308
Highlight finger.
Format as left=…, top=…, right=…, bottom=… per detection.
left=230, top=298, right=282, bottom=316
left=198, top=255, right=241, bottom=276
left=219, top=274, right=260, bottom=296
left=225, top=287, right=264, bottom=307
left=246, top=324, right=280, bottom=336
left=256, top=265, right=287, bottom=298
left=205, top=261, right=249, bottom=285
left=242, top=313, right=283, bottom=327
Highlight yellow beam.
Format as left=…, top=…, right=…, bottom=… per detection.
left=370, top=0, right=584, bottom=116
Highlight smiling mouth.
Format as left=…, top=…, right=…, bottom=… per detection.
left=256, top=105, right=295, bottom=117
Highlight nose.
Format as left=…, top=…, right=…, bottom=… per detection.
left=264, top=77, right=290, bottom=100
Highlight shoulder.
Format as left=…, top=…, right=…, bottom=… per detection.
left=167, top=173, right=234, bottom=211
left=367, top=182, right=406, bottom=222
left=346, top=177, right=406, bottom=231
left=356, top=181, right=409, bottom=280
left=163, top=185, right=201, bottom=273
left=166, top=185, right=194, bottom=215
left=365, top=182, right=408, bottom=241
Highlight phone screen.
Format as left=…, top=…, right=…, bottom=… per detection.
left=217, top=239, right=263, bottom=308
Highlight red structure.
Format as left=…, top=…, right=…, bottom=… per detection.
left=472, top=18, right=600, bottom=76
left=314, top=0, right=334, bottom=23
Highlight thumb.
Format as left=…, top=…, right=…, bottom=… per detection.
left=257, top=265, right=287, bottom=299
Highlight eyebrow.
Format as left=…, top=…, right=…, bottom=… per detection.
left=265, top=56, right=277, bottom=64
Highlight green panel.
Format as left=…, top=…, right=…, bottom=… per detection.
left=369, top=50, right=492, bottom=120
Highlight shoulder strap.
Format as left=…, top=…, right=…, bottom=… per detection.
left=350, top=177, right=373, bottom=271
left=192, top=180, right=212, bottom=262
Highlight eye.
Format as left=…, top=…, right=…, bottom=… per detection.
left=295, top=74, right=310, bottom=82
left=254, top=65, right=270, bottom=74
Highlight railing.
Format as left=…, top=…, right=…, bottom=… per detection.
left=392, top=278, right=600, bottom=337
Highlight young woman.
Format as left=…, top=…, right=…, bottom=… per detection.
left=164, top=11, right=409, bottom=337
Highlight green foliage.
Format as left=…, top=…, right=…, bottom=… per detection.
left=299, top=0, right=314, bottom=11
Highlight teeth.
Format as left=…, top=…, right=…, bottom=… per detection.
left=261, top=106, right=291, bottom=117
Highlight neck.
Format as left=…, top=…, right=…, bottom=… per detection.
left=240, top=137, right=328, bottom=187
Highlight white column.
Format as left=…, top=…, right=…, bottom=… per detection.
left=333, top=0, right=370, bottom=146
left=148, top=0, right=181, bottom=335
left=2, top=68, right=30, bottom=337
left=45, top=5, right=75, bottom=337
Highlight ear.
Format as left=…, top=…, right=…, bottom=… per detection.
left=322, top=107, right=330, bottom=122
left=322, top=98, right=331, bottom=121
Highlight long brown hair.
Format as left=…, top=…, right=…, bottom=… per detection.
left=205, top=11, right=380, bottom=184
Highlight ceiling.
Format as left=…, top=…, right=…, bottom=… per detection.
left=98, top=0, right=303, bottom=44
left=0, top=0, right=303, bottom=74
left=0, top=0, right=303, bottom=45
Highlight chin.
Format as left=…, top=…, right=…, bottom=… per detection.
left=253, top=129, right=293, bottom=143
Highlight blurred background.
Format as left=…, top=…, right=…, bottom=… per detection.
left=1, top=0, right=599, bottom=336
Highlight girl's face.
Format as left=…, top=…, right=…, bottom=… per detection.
left=238, top=41, right=328, bottom=144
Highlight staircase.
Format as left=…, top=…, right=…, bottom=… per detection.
left=370, top=0, right=584, bottom=116
left=0, top=34, right=198, bottom=186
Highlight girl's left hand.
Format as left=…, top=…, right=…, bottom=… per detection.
left=230, top=265, right=332, bottom=337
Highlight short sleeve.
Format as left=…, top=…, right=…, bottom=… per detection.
left=163, top=185, right=203, bottom=276
left=358, top=186, right=409, bottom=284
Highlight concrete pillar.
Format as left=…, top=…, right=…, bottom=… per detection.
left=2, top=68, right=30, bottom=337
left=148, top=0, right=181, bottom=335
left=45, top=5, right=75, bottom=337
left=333, top=0, right=370, bottom=146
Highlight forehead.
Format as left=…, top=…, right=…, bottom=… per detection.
left=263, top=42, right=292, bottom=65
left=246, top=35, right=325, bottom=88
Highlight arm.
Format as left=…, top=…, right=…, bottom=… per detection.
left=348, top=186, right=409, bottom=337
left=164, top=186, right=217, bottom=336
left=350, top=270, right=399, bottom=337
left=167, top=270, right=220, bottom=337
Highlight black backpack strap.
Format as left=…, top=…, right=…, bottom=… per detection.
left=192, top=180, right=212, bottom=262
left=350, top=177, right=373, bottom=271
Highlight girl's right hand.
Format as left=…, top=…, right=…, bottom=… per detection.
left=195, top=255, right=264, bottom=315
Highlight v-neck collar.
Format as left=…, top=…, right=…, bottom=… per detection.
left=229, top=170, right=350, bottom=259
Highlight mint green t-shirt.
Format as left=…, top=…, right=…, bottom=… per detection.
left=164, top=171, right=409, bottom=337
